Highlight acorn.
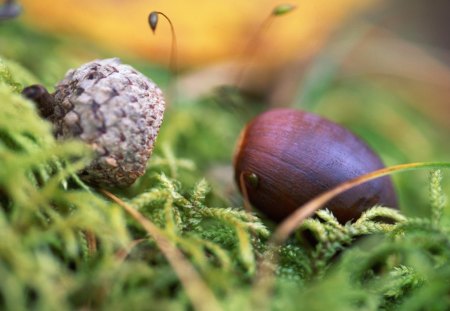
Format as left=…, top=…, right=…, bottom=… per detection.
left=233, top=108, right=397, bottom=223
left=22, top=58, right=165, bottom=187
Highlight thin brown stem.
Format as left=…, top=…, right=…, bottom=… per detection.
left=234, top=4, right=296, bottom=88
left=101, top=189, right=222, bottom=311
left=83, top=230, right=97, bottom=257
left=251, top=161, right=450, bottom=310
left=149, top=11, right=178, bottom=74
left=271, top=162, right=450, bottom=245
left=22, top=85, right=56, bottom=118
left=115, top=238, right=147, bottom=262
left=234, top=16, right=274, bottom=87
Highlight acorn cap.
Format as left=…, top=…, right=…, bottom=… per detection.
left=51, top=58, right=165, bottom=187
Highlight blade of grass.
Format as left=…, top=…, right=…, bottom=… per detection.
left=252, top=161, right=450, bottom=311
left=101, top=189, right=223, bottom=311
left=272, top=162, right=450, bottom=244
left=115, top=238, right=147, bottom=262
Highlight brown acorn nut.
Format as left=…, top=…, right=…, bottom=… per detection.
left=233, top=108, right=398, bottom=223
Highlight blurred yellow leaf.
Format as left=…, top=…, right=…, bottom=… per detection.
left=21, top=0, right=377, bottom=69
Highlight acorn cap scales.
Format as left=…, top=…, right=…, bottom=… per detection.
left=48, top=58, right=165, bottom=187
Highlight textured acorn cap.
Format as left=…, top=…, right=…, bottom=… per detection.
left=51, top=58, right=165, bottom=187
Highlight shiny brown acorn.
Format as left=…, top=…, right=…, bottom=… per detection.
left=233, top=108, right=398, bottom=223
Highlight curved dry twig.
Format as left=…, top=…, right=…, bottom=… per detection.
left=271, top=162, right=450, bottom=244
left=252, top=161, right=450, bottom=311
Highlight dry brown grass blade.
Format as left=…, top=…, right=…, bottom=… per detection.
left=272, top=162, right=450, bottom=244
left=101, top=190, right=223, bottom=311
left=83, top=230, right=97, bottom=257
left=115, top=238, right=147, bottom=262
left=251, top=161, right=450, bottom=310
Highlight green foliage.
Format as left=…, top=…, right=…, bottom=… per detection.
left=1, top=24, right=450, bottom=311
left=0, top=58, right=268, bottom=309
left=298, top=207, right=406, bottom=278
left=430, top=170, right=446, bottom=225
left=0, top=58, right=23, bottom=93
left=127, top=173, right=269, bottom=275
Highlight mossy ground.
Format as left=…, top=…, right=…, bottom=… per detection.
left=1, top=21, right=450, bottom=311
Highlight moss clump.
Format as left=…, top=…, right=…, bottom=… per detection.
left=1, top=38, right=450, bottom=311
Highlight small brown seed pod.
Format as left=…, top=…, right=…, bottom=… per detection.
left=233, top=108, right=398, bottom=223
left=23, top=58, right=165, bottom=187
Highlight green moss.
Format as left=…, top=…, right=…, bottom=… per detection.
left=1, top=23, right=450, bottom=311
